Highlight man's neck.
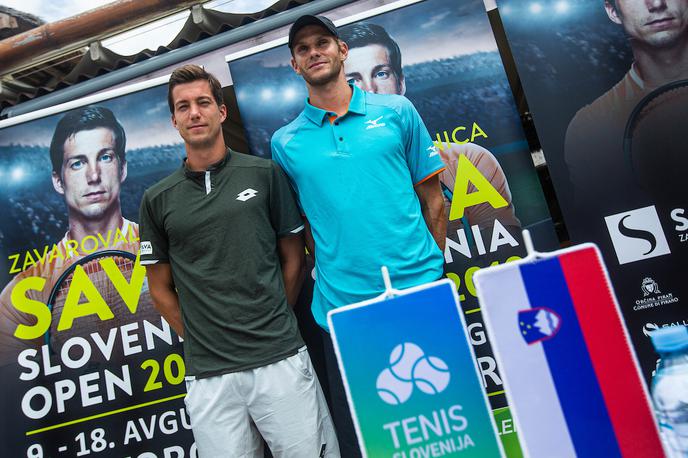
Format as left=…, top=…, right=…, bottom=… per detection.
left=185, top=137, right=227, bottom=171
left=307, top=78, right=352, bottom=117
left=68, top=211, right=124, bottom=250
left=633, top=39, right=688, bottom=87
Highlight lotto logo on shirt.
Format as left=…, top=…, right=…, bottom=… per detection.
left=604, top=205, right=670, bottom=265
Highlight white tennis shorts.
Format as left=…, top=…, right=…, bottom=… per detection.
left=184, top=347, right=340, bottom=457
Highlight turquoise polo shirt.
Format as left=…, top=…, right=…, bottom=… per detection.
left=271, top=85, right=445, bottom=330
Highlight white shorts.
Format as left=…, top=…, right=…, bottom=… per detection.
left=184, top=347, right=340, bottom=458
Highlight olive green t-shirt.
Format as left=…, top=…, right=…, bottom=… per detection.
left=139, top=150, right=305, bottom=378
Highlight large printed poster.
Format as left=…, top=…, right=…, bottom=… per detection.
left=498, top=0, right=687, bottom=382
left=227, top=0, right=559, bottom=454
left=0, top=82, right=195, bottom=457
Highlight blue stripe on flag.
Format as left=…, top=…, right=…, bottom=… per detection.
left=520, top=258, right=621, bottom=458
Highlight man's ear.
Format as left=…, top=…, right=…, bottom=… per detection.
left=219, top=104, right=227, bottom=123
left=604, top=0, right=623, bottom=25
left=290, top=56, right=301, bottom=75
left=120, top=160, right=128, bottom=183
left=171, top=113, right=178, bottom=130
left=339, top=39, right=349, bottom=62
left=52, top=171, right=65, bottom=195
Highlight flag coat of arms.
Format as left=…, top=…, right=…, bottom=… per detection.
left=474, top=244, right=664, bottom=457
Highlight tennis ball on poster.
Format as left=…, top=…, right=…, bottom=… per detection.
left=376, top=367, right=413, bottom=405
left=389, top=342, right=425, bottom=381
left=413, top=356, right=450, bottom=394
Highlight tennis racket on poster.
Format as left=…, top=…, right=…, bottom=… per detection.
left=45, top=249, right=144, bottom=355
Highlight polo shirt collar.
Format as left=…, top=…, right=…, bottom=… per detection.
left=348, top=84, right=366, bottom=115
left=302, top=84, right=367, bottom=126
left=183, top=148, right=231, bottom=178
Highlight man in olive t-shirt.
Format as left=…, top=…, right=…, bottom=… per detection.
left=139, top=65, right=338, bottom=457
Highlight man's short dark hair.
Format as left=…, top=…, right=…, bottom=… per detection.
left=339, top=22, right=404, bottom=80
left=49, top=105, right=126, bottom=174
left=168, top=64, right=224, bottom=113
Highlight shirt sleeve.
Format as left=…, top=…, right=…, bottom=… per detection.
left=269, top=161, right=305, bottom=237
left=400, top=97, right=445, bottom=185
left=138, top=191, right=169, bottom=265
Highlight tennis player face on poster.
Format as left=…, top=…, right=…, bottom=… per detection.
left=0, top=106, right=157, bottom=361
left=604, top=0, right=688, bottom=48
left=345, top=43, right=405, bottom=95
left=52, top=117, right=127, bottom=240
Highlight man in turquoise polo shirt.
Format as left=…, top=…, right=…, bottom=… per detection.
left=271, top=15, right=446, bottom=457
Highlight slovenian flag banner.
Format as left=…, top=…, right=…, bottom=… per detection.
left=474, top=244, right=664, bottom=458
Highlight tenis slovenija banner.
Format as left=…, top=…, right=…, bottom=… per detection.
left=329, top=279, right=504, bottom=458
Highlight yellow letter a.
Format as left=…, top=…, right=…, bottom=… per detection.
left=57, top=265, right=114, bottom=331
left=100, top=254, right=146, bottom=315
left=449, top=155, right=508, bottom=221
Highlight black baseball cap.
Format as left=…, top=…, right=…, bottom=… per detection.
left=288, top=15, right=338, bottom=49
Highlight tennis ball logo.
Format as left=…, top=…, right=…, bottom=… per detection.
left=376, top=368, right=413, bottom=405
left=413, top=356, right=450, bottom=394
left=376, top=342, right=450, bottom=405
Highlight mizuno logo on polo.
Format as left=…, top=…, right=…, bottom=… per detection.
left=365, top=116, right=386, bottom=130
left=427, top=145, right=439, bottom=157
left=376, top=342, right=450, bottom=405
left=236, top=188, right=258, bottom=201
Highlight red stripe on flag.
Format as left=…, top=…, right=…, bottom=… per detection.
left=559, top=247, right=664, bottom=458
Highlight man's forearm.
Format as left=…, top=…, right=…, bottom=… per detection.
left=150, top=288, right=184, bottom=338
left=416, top=175, right=447, bottom=251
left=423, top=200, right=447, bottom=251
left=281, top=257, right=305, bottom=306
left=278, top=233, right=306, bottom=307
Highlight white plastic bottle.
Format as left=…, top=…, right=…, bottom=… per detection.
left=650, top=325, right=688, bottom=457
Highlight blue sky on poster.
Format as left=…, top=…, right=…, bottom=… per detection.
left=0, top=84, right=176, bottom=149
left=249, top=0, right=496, bottom=68
left=371, top=0, right=495, bottom=64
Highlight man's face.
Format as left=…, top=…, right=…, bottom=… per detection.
left=606, top=0, right=688, bottom=48
left=171, top=79, right=227, bottom=148
left=52, top=127, right=126, bottom=221
left=345, top=44, right=405, bottom=95
left=290, top=25, right=348, bottom=86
